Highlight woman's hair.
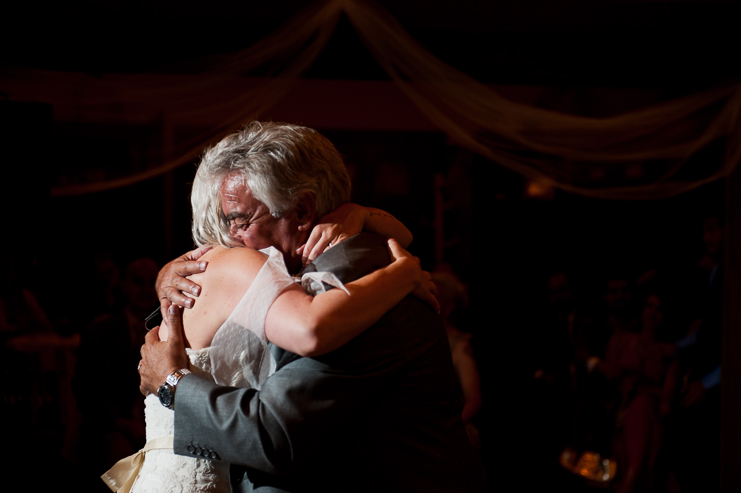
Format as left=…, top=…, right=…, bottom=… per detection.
left=191, top=121, right=351, bottom=247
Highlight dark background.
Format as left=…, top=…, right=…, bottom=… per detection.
left=2, top=0, right=739, bottom=490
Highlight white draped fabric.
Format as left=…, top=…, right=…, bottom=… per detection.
left=2, top=0, right=739, bottom=199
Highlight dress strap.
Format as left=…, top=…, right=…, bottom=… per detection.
left=101, top=435, right=174, bottom=492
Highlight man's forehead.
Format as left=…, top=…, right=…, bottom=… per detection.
left=221, top=173, right=248, bottom=194
left=220, top=174, right=250, bottom=205
left=219, top=173, right=268, bottom=218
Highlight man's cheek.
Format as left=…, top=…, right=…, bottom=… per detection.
left=240, top=231, right=264, bottom=250
left=231, top=231, right=248, bottom=247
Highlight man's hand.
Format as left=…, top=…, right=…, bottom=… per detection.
left=156, top=246, right=212, bottom=314
left=386, top=239, right=440, bottom=314
left=300, top=204, right=366, bottom=266
left=139, top=305, right=190, bottom=397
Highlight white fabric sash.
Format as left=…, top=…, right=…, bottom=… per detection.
left=101, top=435, right=174, bottom=493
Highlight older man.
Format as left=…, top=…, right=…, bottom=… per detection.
left=139, top=122, right=488, bottom=492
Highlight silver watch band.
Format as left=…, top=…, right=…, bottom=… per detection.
left=166, top=368, right=192, bottom=387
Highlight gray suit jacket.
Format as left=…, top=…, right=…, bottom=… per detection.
left=174, top=233, right=488, bottom=492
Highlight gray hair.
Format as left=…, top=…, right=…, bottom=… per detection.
left=191, top=121, right=352, bottom=247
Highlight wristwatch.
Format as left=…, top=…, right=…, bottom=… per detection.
left=158, top=368, right=192, bottom=409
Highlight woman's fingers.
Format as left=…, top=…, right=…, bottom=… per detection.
left=387, top=239, right=438, bottom=312
left=412, top=274, right=440, bottom=314
left=302, top=204, right=367, bottom=265
left=303, top=224, right=342, bottom=265
left=387, top=238, right=416, bottom=263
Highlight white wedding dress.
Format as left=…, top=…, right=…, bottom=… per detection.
left=102, top=247, right=345, bottom=493
left=130, top=350, right=234, bottom=493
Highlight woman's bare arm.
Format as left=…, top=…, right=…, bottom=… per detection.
left=266, top=238, right=436, bottom=357
left=160, top=240, right=436, bottom=356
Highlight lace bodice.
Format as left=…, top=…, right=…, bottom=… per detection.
left=133, top=349, right=230, bottom=493
left=141, top=348, right=216, bottom=444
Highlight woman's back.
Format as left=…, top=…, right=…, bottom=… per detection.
left=160, top=246, right=268, bottom=349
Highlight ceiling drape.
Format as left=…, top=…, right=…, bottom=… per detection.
left=2, top=0, right=739, bottom=199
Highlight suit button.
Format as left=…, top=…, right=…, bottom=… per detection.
left=187, top=445, right=195, bottom=453
left=194, top=446, right=202, bottom=455
left=209, top=451, right=217, bottom=459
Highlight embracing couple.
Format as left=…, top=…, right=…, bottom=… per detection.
left=108, top=121, right=488, bottom=492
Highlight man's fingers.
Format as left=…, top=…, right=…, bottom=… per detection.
left=145, top=325, right=161, bottom=346
left=165, top=305, right=186, bottom=348
left=171, top=260, right=208, bottom=281
left=155, top=257, right=206, bottom=313
left=163, top=286, right=196, bottom=309
left=185, top=245, right=213, bottom=261
left=159, top=298, right=172, bottom=321
left=165, top=262, right=208, bottom=296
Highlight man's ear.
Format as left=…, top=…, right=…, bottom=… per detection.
left=295, top=191, right=317, bottom=231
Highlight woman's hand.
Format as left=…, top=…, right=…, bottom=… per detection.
left=300, top=204, right=413, bottom=266
left=300, top=204, right=367, bottom=265
left=386, top=239, right=439, bottom=314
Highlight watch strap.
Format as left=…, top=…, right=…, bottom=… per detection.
left=165, top=368, right=192, bottom=387
left=158, top=368, right=192, bottom=409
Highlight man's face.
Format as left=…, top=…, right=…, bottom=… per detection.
left=220, top=173, right=307, bottom=273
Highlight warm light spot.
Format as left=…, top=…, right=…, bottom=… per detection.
left=525, top=180, right=555, bottom=199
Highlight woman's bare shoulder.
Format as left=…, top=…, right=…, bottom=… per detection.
left=179, top=246, right=269, bottom=347
left=200, top=245, right=267, bottom=264
left=191, top=246, right=267, bottom=288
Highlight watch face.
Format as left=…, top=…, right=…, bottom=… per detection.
left=158, top=383, right=174, bottom=408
